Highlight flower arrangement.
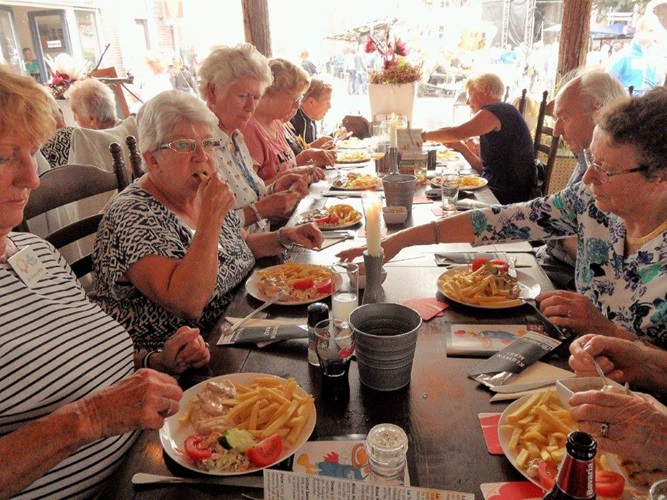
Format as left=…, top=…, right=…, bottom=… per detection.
left=45, top=53, right=90, bottom=99
left=365, top=34, right=421, bottom=85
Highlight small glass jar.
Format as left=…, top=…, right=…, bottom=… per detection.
left=366, top=423, right=408, bottom=485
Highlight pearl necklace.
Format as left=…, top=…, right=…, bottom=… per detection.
left=626, top=218, right=667, bottom=245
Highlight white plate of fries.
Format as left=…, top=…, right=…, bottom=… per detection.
left=160, top=373, right=316, bottom=476
left=437, top=267, right=540, bottom=309
left=295, top=204, right=362, bottom=230
left=246, top=263, right=334, bottom=306
left=331, top=173, right=382, bottom=191
left=498, top=390, right=628, bottom=492
left=431, top=175, right=488, bottom=190
left=335, top=150, right=371, bottom=164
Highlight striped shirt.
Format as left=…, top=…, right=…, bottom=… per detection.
left=1, top=232, right=137, bottom=499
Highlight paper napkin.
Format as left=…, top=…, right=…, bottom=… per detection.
left=478, top=413, right=503, bottom=454
left=412, top=193, right=431, bottom=204
left=480, top=482, right=544, bottom=500
left=401, top=297, right=448, bottom=320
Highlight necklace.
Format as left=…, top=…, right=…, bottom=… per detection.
left=626, top=218, right=667, bottom=245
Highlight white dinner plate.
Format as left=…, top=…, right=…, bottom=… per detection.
left=335, top=150, right=371, bottom=164
left=498, top=393, right=641, bottom=495
left=431, top=175, right=488, bottom=190
left=294, top=207, right=362, bottom=230
left=245, top=264, right=333, bottom=306
left=437, top=268, right=540, bottom=309
left=330, top=178, right=382, bottom=191
left=159, top=373, right=316, bottom=476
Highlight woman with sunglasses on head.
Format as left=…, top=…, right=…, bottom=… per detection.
left=90, top=90, right=323, bottom=352
left=340, top=87, right=667, bottom=349
left=241, top=58, right=333, bottom=185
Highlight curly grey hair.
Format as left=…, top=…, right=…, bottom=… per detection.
left=64, top=77, right=117, bottom=124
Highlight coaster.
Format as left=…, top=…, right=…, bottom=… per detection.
left=401, top=297, right=447, bottom=321
left=480, top=482, right=544, bottom=500
left=478, top=413, right=503, bottom=454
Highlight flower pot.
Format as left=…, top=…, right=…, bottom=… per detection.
left=368, top=82, right=416, bottom=123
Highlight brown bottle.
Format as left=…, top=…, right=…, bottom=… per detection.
left=543, top=431, right=597, bottom=500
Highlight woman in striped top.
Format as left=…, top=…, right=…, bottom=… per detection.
left=0, top=68, right=207, bottom=498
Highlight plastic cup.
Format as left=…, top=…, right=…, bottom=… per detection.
left=366, top=423, right=408, bottom=485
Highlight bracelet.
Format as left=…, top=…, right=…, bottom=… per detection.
left=431, top=220, right=441, bottom=244
left=249, top=202, right=262, bottom=223
left=142, top=349, right=162, bottom=369
left=276, top=227, right=293, bottom=251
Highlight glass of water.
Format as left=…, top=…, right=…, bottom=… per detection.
left=440, top=171, right=460, bottom=216
left=366, top=423, right=409, bottom=485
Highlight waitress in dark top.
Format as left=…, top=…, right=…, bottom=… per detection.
left=421, top=73, right=535, bottom=204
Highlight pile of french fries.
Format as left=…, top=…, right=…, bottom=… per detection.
left=336, top=150, right=370, bottom=163
left=340, top=174, right=380, bottom=189
left=501, top=390, right=611, bottom=475
left=180, top=376, right=315, bottom=445
left=460, top=175, right=486, bottom=188
left=326, top=204, right=362, bottom=224
left=257, top=263, right=332, bottom=301
left=438, top=266, right=522, bottom=307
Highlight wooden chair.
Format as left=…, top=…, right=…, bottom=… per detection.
left=126, top=135, right=143, bottom=179
left=342, top=115, right=371, bottom=139
left=533, top=90, right=561, bottom=196
left=517, top=88, right=528, bottom=115
left=17, top=143, right=130, bottom=278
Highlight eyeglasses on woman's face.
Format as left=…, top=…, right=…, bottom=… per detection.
left=157, top=138, right=220, bottom=154
left=583, top=149, right=648, bottom=183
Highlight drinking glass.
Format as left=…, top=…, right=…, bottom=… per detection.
left=651, top=479, right=667, bottom=500
left=440, top=171, right=460, bottom=216
left=331, top=263, right=359, bottom=321
left=371, top=123, right=389, bottom=176
left=313, top=319, right=355, bottom=379
left=366, top=423, right=409, bottom=485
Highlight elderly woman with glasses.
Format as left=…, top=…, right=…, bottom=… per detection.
left=242, top=58, right=334, bottom=185
left=340, top=87, right=667, bottom=349
left=91, top=90, right=323, bottom=352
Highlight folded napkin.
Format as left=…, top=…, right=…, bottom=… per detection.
left=216, top=317, right=304, bottom=347
left=401, top=297, right=447, bottom=320
left=487, top=361, right=575, bottom=394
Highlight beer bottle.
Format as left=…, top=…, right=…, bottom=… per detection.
left=543, top=431, right=597, bottom=500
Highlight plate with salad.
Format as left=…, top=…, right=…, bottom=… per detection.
left=159, top=373, right=316, bottom=475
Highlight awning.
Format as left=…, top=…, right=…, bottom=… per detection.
left=325, top=18, right=397, bottom=42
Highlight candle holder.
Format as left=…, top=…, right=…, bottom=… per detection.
left=362, top=251, right=386, bottom=305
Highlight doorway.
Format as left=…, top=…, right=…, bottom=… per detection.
left=29, top=9, right=72, bottom=84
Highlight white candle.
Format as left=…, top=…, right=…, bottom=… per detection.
left=389, top=115, right=398, bottom=148
left=364, top=195, right=382, bottom=257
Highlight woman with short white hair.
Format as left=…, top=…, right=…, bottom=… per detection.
left=65, top=77, right=119, bottom=129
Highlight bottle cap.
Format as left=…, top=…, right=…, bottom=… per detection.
left=307, top=302, right=329, bottom=327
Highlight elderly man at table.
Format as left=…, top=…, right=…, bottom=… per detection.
left=421, top=73, right=536, bottom=204
left=0, top=67, right=212, bottom=499
left=567, top=334, right=667, bottom=469
left=289, top=78, right=335, bottom=148
left=340, top=87, right=667, bottom=350
left=91, top=90, right=323, bottom=352
left=535, top=69, right=627, bottom=290
left=198, top=44, right=312, bottom=233
left=242, top=58, right=333, bottom=185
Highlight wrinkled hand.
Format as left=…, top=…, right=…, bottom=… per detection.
left=299, top=149, right=336, bottom=168
left=310, top=136, right=334, bottom=149
left=568, top=390, right=667, bottom=467
left=198, top=172, right=235, bottom=226
left=336, top=236, right=402, bottom=264
left=536, top=290, right=615, bottom=335
left=272, top=174, right=309, bottom=196
left=282, top=223, right=323, bottom=249
left=569, top=334, right=645, bottom=385
left=161, top=326, right=210, bottom=374
left=256, top=192, right=301, bottom=221
left=77, top=369, right=183, bottom=442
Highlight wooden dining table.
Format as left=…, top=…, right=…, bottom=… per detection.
left=100, top=165, right=566, bottom=499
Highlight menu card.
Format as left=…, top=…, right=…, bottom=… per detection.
left=446, top=324, right=545, bottom=357
left=467, top=331, right=562, bottom=388
left=264, top=470, right=474, bottom=500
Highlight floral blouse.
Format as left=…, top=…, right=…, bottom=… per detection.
left=90, top=183, right=255, bottom=350
left=468, top=182, right=667, bottom=349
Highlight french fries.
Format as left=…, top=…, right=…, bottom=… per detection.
left=501, top=390, right=611, bottom=475
left=336, top=150, right=370, bottom=163
left=459, top=175, right=486, bottom=188
left=437, top=266, right=522, bottom=307
left=180, top=376, right=315, bottom=445
left=256, top=263, right=332, bottom=302
left=327, top=204, right=362, bottom=224
left=334, top=173, right=380, bottom=190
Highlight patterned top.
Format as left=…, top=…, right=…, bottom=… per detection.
left=242, top=118, right=297, bottom=181
left=1, top=232, right=137, bottom=499
left=90, top=183, right=255, bottom=350
left=213, top=128, right=269, bottom=233
left=40, top=127, right=74, bottom=169
left=479, top=102, right=536, bottom=204
left=468, top=182, right=667, bottom=349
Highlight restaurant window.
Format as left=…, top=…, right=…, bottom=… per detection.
left=0, top=6, right=22, bottom=74
left=73, top=9, right=102, bottom=68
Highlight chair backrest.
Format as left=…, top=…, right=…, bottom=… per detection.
left=503, top=85, right=510, bottom=102
left=342, top=115, right=371, bottom=139
left=533, top=90, right=561, bottom=196
left=517, top=88, right=528, bottom=115
left=628, top=85, right=634, bottom=96
left=17, top=142, right=130, bottom=278
left=126, top=135, right=143, bottom=180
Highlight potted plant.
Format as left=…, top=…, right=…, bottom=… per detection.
left=365, top=34, right=422, bottom=123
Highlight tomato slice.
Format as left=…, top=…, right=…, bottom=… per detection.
left=328, top=214, right=341, bottom=224
left=316, top=278, right=333, bottom=295
left=246, top=434, right=283, bottom=467
left=490, top=258, right=510, bottom=273
left=292, top=278, right=314, bottom=290
left=184, top=434, right=212, bottom=461
left=471, top=257, right=488, bottom=271
left=538, top=460, right=557, bottom=491
left=596, top=470, right=625, bottom=498
left=315, top=216, right=331, bottom=225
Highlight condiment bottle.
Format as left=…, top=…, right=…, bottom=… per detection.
left=307, top=302, right=329, bottom=366
left=543, top=431, right=597, bottom=500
